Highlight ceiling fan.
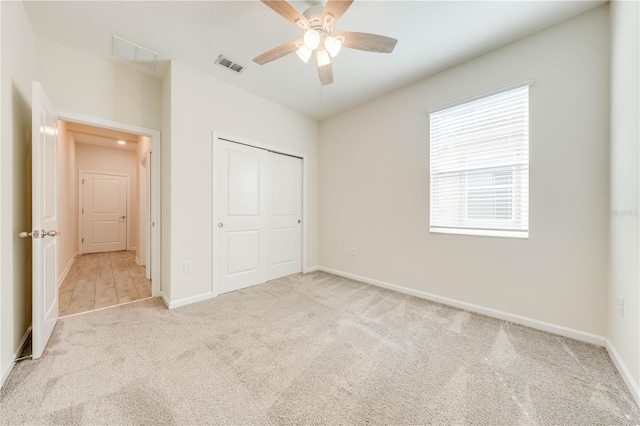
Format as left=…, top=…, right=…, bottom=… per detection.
left=253, top=0, right=398, bottom=86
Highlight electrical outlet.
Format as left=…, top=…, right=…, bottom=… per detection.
left=184, top=261, right=193, bottom=273
left=350, top=248, right=356, bottom=256
left=619, top=296, right=625, bottom=318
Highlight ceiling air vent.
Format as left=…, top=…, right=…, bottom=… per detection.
left=215, top=55, right=244, bottom=74
left=112, top=36, right=158, bottom=70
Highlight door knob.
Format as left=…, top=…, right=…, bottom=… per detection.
left=121, top=216, right=126, bottom=219
left=18, top=231, right=33, bottom=238
left=44, top=230, right=61, bottom=237
left=218, top=223, right=224, bottom=228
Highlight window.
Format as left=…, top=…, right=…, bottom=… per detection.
left=429, top=84, right=529, bottom=238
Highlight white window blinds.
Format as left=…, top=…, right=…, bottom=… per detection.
left=429, top=84, right=529, bottom=238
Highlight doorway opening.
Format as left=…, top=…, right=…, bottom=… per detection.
left=56, top=120, right=156, bottom=316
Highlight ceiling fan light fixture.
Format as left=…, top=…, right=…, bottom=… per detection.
left=324, top=36, right=342, bottom=57
left=296, top=45, right=312, bottom=63
left=303, top=30, right=321, bottom=50
left=253, top=0, right=398, bottom=86
left=316, top=49, right=331, bottom=67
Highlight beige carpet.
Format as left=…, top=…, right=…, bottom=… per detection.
left=1, top=271, right=639, bottom=425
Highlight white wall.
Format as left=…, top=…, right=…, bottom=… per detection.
left=0, top=1, right=35, bottom=385
left=161, top=67, right=172, bottom=301
left=56, top=121, right=77, bottom=280
left=75, top=143, right=138, bottom=252
left=319, top=6, right=610, bottom=337
left=35, top=38, right=162, bottom=132
left=608, top=0, right=640, bottom=393
left=164, top=61, right=319, bottom=305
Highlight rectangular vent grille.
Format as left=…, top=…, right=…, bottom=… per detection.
left=112, top=36, right=158, bottom=70
left=216, top=55, right=244, bottom=74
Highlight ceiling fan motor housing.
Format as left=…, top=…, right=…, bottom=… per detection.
left=302, top=5, right=333, bottom=36
left=302, top=5, right=325, bottom=23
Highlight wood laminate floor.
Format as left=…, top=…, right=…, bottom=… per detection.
left=59, top=251, right=152, bottom=317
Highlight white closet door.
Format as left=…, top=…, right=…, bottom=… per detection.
left=215, top=140, right=269, bottom=294
left=267, top=152, right=302, bottom=280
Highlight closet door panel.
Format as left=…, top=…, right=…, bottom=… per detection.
left=214, top=140, right=269, bottom=294
left=267, top=152, right=302, bottom=280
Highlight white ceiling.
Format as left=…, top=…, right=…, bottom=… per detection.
left=66, top=121, right=138, bottom=152
left=24, top=1, right=605, bottom=120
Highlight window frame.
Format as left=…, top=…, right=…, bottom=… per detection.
left=428, top=81, right=532, bottom=239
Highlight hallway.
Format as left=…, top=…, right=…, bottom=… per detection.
left=59, top=251, right=151, bottom=316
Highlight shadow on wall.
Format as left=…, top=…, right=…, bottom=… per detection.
left=112, top=60, right=167, bottom=128
left=11, top=80, right=33, bottom=347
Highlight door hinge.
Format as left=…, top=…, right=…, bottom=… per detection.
left=82, top=208, right=84, bottom=214
left=82, top=238, right=84, bottom=243
left=82, top=179, right=84, bottom=184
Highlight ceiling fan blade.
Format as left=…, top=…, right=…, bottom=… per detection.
left=322, top=0, right=354, bottom=25
left=261, top=0, right=310, bottom=28
left=317, top=62, right=333, bottom=86
left=253, top=39, right=302, bottom=65
left=333, top=31, right=398, bottom=53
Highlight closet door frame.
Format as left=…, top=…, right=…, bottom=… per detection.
left=212, top=133, right=309, bottom=296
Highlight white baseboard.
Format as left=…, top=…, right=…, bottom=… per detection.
left=318, top=267, right=606, bottom=347
left=57, top=252, right=78, bottom=289
left=303, top=266, right=320, bottom=273
left=160, top=292, right=170, bottom=308
left=135, top=257, right=145, bottom=267
left=1, top=326, right=32, bottom=388
left=167, top=291, right=215, bottom=310
left=606, top=339, right=640, bottom=407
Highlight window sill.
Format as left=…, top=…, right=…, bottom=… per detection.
left=430, top=227, right=528, bottom=239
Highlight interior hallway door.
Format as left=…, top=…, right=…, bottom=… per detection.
left=81, top=172, right=127, bottom=253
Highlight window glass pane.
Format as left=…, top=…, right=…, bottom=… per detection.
left=466, top=166, right=514, bottom=221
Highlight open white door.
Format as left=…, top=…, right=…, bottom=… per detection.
left=31, top=81, right=60, bottom=359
